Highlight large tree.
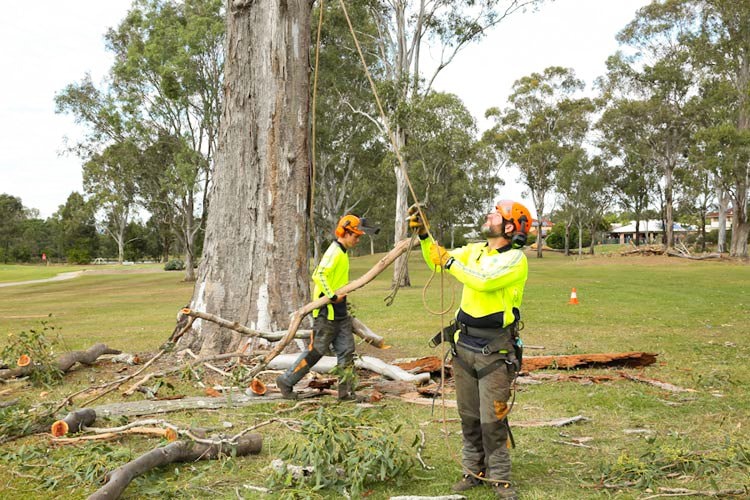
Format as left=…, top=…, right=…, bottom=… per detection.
left=485, top=66, right=593, bottom=258
left=176, top=1, right=312, bottom=355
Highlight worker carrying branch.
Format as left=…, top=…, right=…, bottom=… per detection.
left=409, top=200, right=531, bottom=500
left=276, top=214, right=378, bottom=401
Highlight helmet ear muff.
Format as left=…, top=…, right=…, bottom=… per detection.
left=335, top=226, right=344, bottom=238
left=511, top=215, right=529, bottom=249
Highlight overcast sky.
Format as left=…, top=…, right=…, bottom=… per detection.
left=0, top=0, right=650, bottom=219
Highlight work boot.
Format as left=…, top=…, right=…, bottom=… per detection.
left=276, top=375, right=298, bottom=400
left=451, top=472, right=484, bottom=492
left=492, top=482, right=518, bottom=500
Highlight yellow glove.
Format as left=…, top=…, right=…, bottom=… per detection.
left=407, top=204, right=429, bottom=236
left=429, top=242, right=451, bottom=267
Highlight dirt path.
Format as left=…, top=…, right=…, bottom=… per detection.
left=0, top=267, right=164, bottom=288
left=0, top=271, right=86, bottom=288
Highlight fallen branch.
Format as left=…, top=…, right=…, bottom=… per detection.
left=390, top=496, right=468, bottom=500
left=640, top=486, right=748, bottom=499
left=50, top=408, right=96, bottom=436
left=267, top=354, right=431, bottom=384
left=514, top=415, right=589, bottom=428
left=249, top=237, right=418, bottom=377
left=88, top=434, right=262, bottom=500
left=617, top=371, right=697, bottom=393
left=0, top=343, right=121, bottom=380
left=522, top=352, right=657, bottom=372
left=88, top=392, right=308, bottom=419
left=665, top=250, right=724, bottom=261
left=52, top=427, right=170, bottom=445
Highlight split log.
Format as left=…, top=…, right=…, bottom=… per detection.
left=88, top=434, right=262, bottom=500
left=249, top=237, right=418, bottom=377
left=522, top=352, right=657, bottom=372
left=0, top=343, right=121, bottom=380
left=393, top=356, right=445, bottom=374
left=617, top=371, right=696, bottom=393
left=266, top=354, right=431, bottom=384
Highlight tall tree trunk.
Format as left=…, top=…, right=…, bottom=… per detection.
left=177, top=0, right=312, bottom=356
left=664, top=161, right=674, bottom=250
left=730, top=185, right=749, bottom=258
left=392, top=127, right=411, bottom=286
left=717, top=185, right=728, bottom=254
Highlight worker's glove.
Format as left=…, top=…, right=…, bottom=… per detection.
left=331, top=294, right=347, bottom=304
left=407, top=204, right=429, bottom=236
left=429, top=243, right=452, bottom=268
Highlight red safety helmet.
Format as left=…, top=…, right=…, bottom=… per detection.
left=495, top=200, right=532, bottom=233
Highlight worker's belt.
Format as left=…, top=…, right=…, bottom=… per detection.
left=456, top=322, right=517, bottom=356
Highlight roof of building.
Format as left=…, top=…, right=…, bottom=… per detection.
left=609, top=220, right=694, bottom=233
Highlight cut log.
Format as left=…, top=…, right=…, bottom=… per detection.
left=0, top=343, right=122, bottom=380
left=249, top=237, right=419, bottom=377
left=522, top=352, right=657, bottom=372
left=352, top=318, right=388, bottom=348
left=266, top=354, right=431, bottom=384
left=88, top=434, right=262, bottom=500
left=50, top=408, right=96, bottom=436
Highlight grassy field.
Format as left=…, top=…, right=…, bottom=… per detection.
left=0, top=250, right=748, bottom=499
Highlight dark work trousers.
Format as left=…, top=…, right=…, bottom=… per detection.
left=453, top=343, right=515, bottom=482
left=279, top=315, right=355, bottom=393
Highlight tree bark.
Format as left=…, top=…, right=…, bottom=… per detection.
left=179, top=0, right=312, bottom=355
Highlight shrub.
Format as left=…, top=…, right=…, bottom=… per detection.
left=164, top=259, right=185, bottom=271
left=66, top=249, right=91, bottom=265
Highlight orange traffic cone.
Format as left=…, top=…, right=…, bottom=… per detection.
left=568, top=288, right=579, bottom=305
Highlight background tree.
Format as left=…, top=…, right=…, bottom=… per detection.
left=83, top=140, right=141, bottom=264
left=485, top=66, right=592, bottom=258
left=360, top=0, right=547, bottom=285
left=52, top=192, right=99, bottom=264
left=596, top=99, right=660, bottom=246
left=0, top=195, right=25, bottom=263
left=177, top=1, right=312, bottom=356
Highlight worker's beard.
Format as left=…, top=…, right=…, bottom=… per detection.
left=481, top=221, right=506, bottom=238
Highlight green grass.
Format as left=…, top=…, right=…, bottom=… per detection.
left=0, top=251, right=748, bottom=499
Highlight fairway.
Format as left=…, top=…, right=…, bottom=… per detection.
left=0, top=251, right=748, bottom=499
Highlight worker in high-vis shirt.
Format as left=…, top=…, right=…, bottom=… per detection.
left=276, top=214, right=378, bottom=401
left=409, top=200, right=531, bottom=500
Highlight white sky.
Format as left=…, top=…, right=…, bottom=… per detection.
left=0, top=0, right=649, bottom=219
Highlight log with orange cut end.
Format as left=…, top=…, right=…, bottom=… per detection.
left=16, top=354, right=31, bottom=367
left=248, top=378, right=267, bottom=395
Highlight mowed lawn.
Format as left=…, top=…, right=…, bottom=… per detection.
left=0, top=250, right=748, bottom=499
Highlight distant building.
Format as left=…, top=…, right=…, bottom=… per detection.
left=530, top=218, right=553, bottom=237
left=705, top=208, right=733, bottom=231
left=608, top=220, right=694, bottom=245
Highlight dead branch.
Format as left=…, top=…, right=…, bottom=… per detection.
left=352, top=318, right=388, bottom=348
left=665, top=250, right=724, bottom=260
left=522, top=352, right=657, bottom=372
left=122, top=352, right=250, bottom=396
left=249, top=237, right=418, bottom=377
left=88, top=392, right=316, bottom=419
left=267, top=353, right=431, bottom=384
left=617, top=372, right=697, bottom=393
left=52, top=427, right=170, bottom=445
left=0, top=343, right=121, bottom=380
left=514, top=415, right=589, bottom=428
left=415, top=429, right=434, bottom=470
left=640, top=486, right=748, bottom=499
left=88, top=434, right=262, bottom=500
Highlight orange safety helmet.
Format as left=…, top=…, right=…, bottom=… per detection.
left=334, top=215, right=379, bottom=238
left=495, top=200, right=532, bottom=234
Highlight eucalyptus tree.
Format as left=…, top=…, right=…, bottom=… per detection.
left=177, top=1, right=312, bottom=355
left=83, top=140, right=140, bottom=264
left=403, top=91, right=498, bottom=245
left=105, top=0, right=224, bottom=279
left=596, top=99, right=660, bottom=246
left=309, top=1, right=386, bottom=263
left=357, top=0, right=547, bottom=284
left=0, top=194, right=25, bottom=263
left=52, top=192, right=99, bottom=263
left=485, top=66, right=593, bottom=258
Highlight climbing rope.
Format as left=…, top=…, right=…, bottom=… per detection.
left=309, top=0, right=325, bottom=235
